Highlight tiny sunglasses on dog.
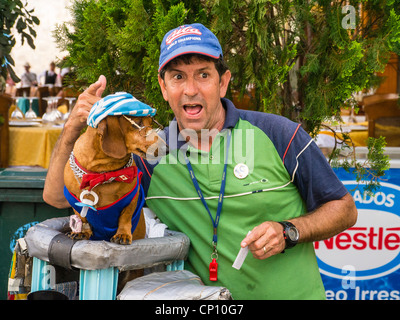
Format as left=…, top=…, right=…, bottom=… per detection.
left=123, top=115, right=164, bottom=137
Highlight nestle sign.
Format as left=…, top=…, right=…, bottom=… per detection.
left=315, top=181, right=400, bottom=281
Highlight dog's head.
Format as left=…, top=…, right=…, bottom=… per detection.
left=97, top=115, right=166, bottom=160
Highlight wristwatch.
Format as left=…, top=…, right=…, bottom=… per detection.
left=278, top=221, right=299, bottom=250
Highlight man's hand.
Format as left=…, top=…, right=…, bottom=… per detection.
left=64, top=75, right=107, bottom=137
left=241, top=221, right=285, bottom=259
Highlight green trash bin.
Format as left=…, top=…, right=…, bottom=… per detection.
left=0, top=168, right=72, bottom=300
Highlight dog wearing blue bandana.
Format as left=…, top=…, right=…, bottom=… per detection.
left=63, top=92, right=164, bottom=245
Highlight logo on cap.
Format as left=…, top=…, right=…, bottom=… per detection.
left=166, top=26, right=202, bottom=45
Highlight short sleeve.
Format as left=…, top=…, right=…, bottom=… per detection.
left=282, top=125, right=348, bottom=211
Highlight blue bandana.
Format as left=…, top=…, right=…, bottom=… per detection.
left=87, top=92, right=156, bottom=128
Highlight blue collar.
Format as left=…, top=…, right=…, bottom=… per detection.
left=221, top=97, right=240, bottom=129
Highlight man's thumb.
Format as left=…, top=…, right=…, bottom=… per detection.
left=95, top=75, right=107, bottom=97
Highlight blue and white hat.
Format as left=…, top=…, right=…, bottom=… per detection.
left=87, top=92, right=156, bottom=128
left=158, top=23, right=223, bottom=72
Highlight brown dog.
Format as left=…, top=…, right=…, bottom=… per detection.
left=64, top=115, right=163, bottom=245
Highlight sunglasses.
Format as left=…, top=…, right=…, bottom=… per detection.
left=123, top=115, right=164, bottom=137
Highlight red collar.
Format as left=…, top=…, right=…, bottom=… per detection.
left=72, top=154, right=138, bottom=191
left=80, top=166, right=138, bottom=190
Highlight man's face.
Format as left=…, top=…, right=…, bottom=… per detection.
left=158, top=57, right=231, bottom=134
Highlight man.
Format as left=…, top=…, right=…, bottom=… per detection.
left=39, top=61, right=58, bottom=85
left=43, top=23, right=357, bottom=299
left=20, top=62, right=38, bottom=87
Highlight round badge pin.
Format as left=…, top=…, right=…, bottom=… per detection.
left=234, top=163, right=249, bottom=179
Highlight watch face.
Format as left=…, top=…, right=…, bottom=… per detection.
left=288, top=227, right=299, bottom=241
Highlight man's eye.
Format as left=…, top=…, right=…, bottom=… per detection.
left=173, top=74, right=183, bottom=80
left=200, top=73, right=208, bottom=78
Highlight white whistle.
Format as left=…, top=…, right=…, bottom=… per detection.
left=77, top=190, right=99, bottom=218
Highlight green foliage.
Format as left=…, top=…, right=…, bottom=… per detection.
left=57, top=0, right=400, bottom=130
left=331, top=134, right=390, bottom=195
left=0, top=0, right=40, bottom=83
left=293, top=0, right=400, bottom=134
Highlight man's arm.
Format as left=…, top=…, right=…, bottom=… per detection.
left=42, top=75, right=107, bottom=208
left=290, top=193, right=357, bottom=242
left=241, top=193, right=357, bottom=259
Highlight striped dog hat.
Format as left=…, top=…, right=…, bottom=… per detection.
left=87, top=92, right=156, bottom=128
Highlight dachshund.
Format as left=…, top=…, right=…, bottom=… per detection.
left=64, top=113, right=163, bottom=245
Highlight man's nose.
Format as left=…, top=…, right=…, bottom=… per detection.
left=184, top=77, right=199, bottom=97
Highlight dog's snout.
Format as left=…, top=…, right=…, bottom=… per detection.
left=151, top=136, right=168, bottom=158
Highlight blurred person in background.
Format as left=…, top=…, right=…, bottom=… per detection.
left=20, top=62, right=38, bottom=87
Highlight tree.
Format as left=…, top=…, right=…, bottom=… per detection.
left=56, top=0, right=397, bottom=190
left=56, top=0, right=400, bottom=127
left=0, top=0, right=40, bottom=86
left=211, top=0, right=400, bottom=135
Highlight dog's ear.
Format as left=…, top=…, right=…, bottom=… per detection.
left=97, top=116, right=127, bottom=159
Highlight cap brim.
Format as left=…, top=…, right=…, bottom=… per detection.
left=158, top=44, right=221, bottom=72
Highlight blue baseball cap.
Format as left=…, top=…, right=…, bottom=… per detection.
left=87, top=92, right=156, bottom=128
left=158, top=23, right=223, bottom=72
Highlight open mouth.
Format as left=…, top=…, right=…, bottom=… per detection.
left=183, top=104, right=203, bottom=116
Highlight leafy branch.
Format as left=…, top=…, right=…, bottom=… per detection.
left=329, top=129, right=390, bottom=195
left=0, top=0, right=40, bottom=83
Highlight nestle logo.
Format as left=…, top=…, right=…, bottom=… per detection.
left=314, top=227, right=400, bottom=251
left=166, top=26, right=202, bottom=45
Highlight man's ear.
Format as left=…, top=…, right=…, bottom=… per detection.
left=219, top=70, right=232, bottom=98
left=97, top=116, right=127, bottom=159
left=158, top=74, right=168, bottom=102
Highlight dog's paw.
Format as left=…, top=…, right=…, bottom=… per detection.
left=67, top=232, right=91, bottom=241
left=111, top=233, right=132, bottom=245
